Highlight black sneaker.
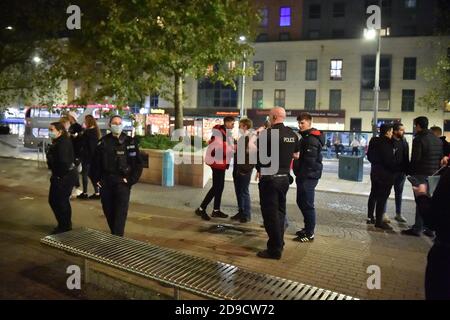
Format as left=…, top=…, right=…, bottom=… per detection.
left=366, top=217, right=376, bottom=224
left=201, top=212, right=211, bottom=221
left=195, top=208, right=204, bottom=216
left=230, top=212, right=242, bottom=220
left=50, top=227, right=72, bottom=235
left=77, top=193, right=89, bottom=200
left=423, top=229, right=435, bottom=238
left=89, top=193, right=101, bottom=200
left=239, top=217, right=250, bottom=223
left=401, top=228, right=421, bottom=237
left=211, top=210, right=228, bottom=218
left=375, top=222, right=393, bottom=231
left=256, top=250, right=281, bottom=260
left=293, top=233, right=315, bottom=242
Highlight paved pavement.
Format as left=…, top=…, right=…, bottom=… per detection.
left=0, top=157, right=431, bottom=300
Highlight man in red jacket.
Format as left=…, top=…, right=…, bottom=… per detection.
left=196, top=116, right=235, bottom=220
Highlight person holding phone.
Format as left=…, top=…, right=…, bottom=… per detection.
left=413, top=167, right=450, bottom=300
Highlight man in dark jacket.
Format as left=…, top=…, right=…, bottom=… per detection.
left=414, top=167, right=450, bottom=299
left=402, top=116, right=443, bottom=237
left=292, top=113, right=324, bottom=242
left=91, top=115, right=143, bottom=236
left=367, top=124, right=396, bottom=230
left=385, top=123, right=409, bottom=223
left=431, top=126, right=450, bottom=157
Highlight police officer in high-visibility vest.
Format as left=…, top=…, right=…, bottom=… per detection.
left=256, top=107, right=299, bottom=260
left=91, top=115, right=143, bottom=236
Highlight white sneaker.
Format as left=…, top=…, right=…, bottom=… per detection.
left=72, top=188, right=83, bottom=197
left=394, top=215, right=407, bottom=223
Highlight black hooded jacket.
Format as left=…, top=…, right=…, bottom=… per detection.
left=293, top=128, right=324, bottom=180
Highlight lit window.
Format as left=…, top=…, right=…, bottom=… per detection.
left=279, top=7, right=291, bottom=27
left=330, top=59, right=343, bottom=80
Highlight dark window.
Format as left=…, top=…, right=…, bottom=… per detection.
left=332, top=29, right=345, bottom=38
left=260, top=8, right=269, bottom=27
left=305, top=90, right=316, bottom=110
left=330, top=90, right=342, bottom=110
left=309, top=30, right=320, bottom=39
left=360, top=55, right=392, bottom=111
left=306, top=60, right=318, bottom=81
left=403, top=57, right=417, bottom=80
left=309, top=4, right=321, bottom=19
left=279, top=32, right=291, bottom=41
left=279, top=7, right=291, bottom=26
left=252, top=90, right=263, bottom=109
left=274, top=90, right=286, bottom=107
left=330, top=59, right=343, bottom=80
left=333, top=2, right=346, bottom=17
left=256, top=33, right=269, bottom=42
left=403, top=25, right=417, bottom=36
left=253, top=61, right=264, bottom=81
left=197, top=79, right=238, bottom=108
left=150, top=94, right=159, bottom=107
left=275, top=61, right=287, bottom=81
left=401, top=90, right=415, bottom=111
left=350, top=118, right=362, bottom=132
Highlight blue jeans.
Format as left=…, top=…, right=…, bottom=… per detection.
left=383, top=172, right=406, bottom=214
left=326, top=148, right=332, bottom=159
left=233, top=169, right=252, bottom=219
left=296, top=178, right=319, bottom=235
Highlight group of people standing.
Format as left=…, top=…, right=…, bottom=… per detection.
left=366, top=117, right=448, bottom=234
left=196, top=109, right=324, bottom=260
left=46, top=112, right=142, bottom=236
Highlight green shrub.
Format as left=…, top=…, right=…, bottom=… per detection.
left=138, top=134, right=207, bottom=151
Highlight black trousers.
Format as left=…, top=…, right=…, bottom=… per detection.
left=100, top=177, right=131, bottom=236
left=259, top=175, right=290, bottom=256
left=368, top=173, right=393, bottom=224
left=81, top=161, right=99, bottom=194
left=426, top=243, right=450, bottom=300
left=200, top=168, right=226, bottom=210
left=48, top=172, right=76, bottom=230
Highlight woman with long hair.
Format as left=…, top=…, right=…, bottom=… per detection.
left=77, top=114, right=102, bottom=199
left=46, top=121, right=77, bottom=234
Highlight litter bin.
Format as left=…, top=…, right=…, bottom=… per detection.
left=338, top=155, right=364, bottom=182
left=162, top=150, right=174, bottom=187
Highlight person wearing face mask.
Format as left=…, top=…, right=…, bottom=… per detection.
left=46, top=122, right=78, bottom=234
left=91, top=115, right=143, bottom=236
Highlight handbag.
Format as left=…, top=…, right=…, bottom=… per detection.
left=427, top=166, right=447, bottom=197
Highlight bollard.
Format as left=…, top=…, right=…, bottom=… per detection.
left=162, top=149, right=174, bottom=187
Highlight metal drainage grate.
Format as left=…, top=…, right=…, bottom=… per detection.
left=41, top=228, right=358, bottom=300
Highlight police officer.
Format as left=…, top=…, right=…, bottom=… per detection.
left=91, top=115, right=143, bottom=236
left=256, top=107, right=299, bottom=260
left=46, top=121, right=78, bottom=234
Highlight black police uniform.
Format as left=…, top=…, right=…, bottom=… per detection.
left=46, top=134, right=77, bottom=232
left=256, top=123, right=299, bottom=258
left=91, top=132, right=143, bottom=236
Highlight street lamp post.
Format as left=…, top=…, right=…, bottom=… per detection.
left=373, top=29, right=381, bottom=137
left=238, top=35, right=247, bottom=118
left=240, top=54, right=246, bottom=118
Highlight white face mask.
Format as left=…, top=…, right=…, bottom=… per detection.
left=110, top=124, right=123, bottom=135
left=48, top=131, right=58, bottom=140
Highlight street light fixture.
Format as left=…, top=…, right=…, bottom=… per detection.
left=238, top=35, right=247, bottom=118
left=5, top=26, right=13, bottom=30
left=364, top=27, right=381, bottom=137
left=32, top=56, right=42, bottom=64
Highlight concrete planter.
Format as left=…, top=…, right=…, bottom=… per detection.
left=139, top=148, right=211, bottom=188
